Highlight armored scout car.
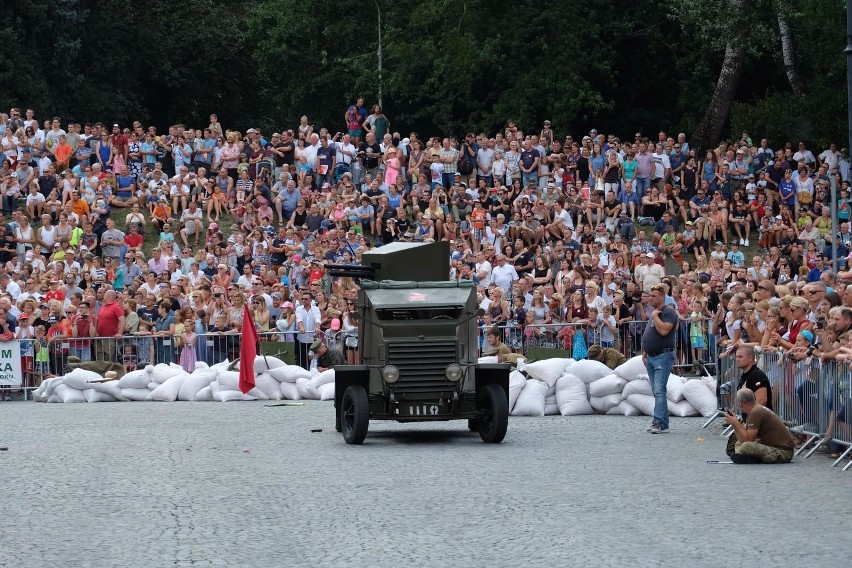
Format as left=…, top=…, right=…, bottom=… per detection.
left=328, top=242, right=510, bottom=445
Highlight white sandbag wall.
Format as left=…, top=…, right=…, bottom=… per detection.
left=31, top=357, right=336, bottom=404
left=31, top=354, right=718, bottom=419
left=508, top=355, right=714, bottom=418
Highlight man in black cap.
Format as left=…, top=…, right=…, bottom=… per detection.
left=310, top=339, right=345, bottom=372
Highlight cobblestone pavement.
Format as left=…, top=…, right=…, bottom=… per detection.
left=1, top=401, right=850, bottom=567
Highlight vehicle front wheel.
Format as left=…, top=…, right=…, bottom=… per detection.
left=477, top=384, right=508, bottom=443
left=341, top=385, right=369, bottom=444
left=467, top=418, right=479, bottom=432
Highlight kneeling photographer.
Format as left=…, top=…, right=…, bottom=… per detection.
left=724, top=388, right=797, bottom=464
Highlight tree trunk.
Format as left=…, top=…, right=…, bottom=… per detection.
left=776, top=7, right=806, bottom=96
left=690, top=0, right=746, bottom=154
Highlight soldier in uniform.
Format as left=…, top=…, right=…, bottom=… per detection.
left=310, top=339, right=345, bottom=372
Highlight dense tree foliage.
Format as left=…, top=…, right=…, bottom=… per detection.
left=0, top=0, right=846, bottom=146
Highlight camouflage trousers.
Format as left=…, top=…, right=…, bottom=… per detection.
left=735, top=441, right=794, bottom=464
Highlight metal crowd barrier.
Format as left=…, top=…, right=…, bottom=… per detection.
left=478, top=318, right=715, bottom=371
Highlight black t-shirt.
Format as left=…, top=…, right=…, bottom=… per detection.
left=641, top=304, right=679, bottom=353
left=306, top=213, right=324, bottom=233
left=576, top=156, right=590, bottom=181
left=271, top=237, right=288, bottom=265
left=270, top=143, right=286, bottom=167
left=737, top=364, right=773, bottom=411
left=359, top=142, right=381, bottom=169
left=0, top=227, right=15, bottom=263
left=280, top=141, right=295, bottom=165
left=317, top=145, right=334, bottom=169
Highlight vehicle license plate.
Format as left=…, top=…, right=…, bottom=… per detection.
left=400, top=403, right=446, bottom=416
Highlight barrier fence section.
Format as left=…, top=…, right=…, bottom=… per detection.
left=711, top=347, right=852, bottom=470
left=479, top=318, right=716, bottom=371
left=3, top=330, right=346, bottom=399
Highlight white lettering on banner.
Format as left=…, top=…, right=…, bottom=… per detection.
left=0, top=341, right=21, bottom=386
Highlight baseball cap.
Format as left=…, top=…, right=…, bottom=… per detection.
left=645, top=252, right=655, bottom=258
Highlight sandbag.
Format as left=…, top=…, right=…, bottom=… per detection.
left=626, top=393, right=656, bottom=416
left=666, top=374, right=687, bottom=402
left=268, top=365, right=313, bottom=383
left=613, top=355, right=647, bottom=381
left=683, top=379, right=718, bottom=417
left=214, top=389, right=257, bottom=402
left=247, top=387, right=269, bottom=401
left=63, top=368, right=104, bottom=390
left=39, top=377, right=64, bottom=400
left=83, top=389, right=118, bottom=403
left=296, top=377, right=319, bottom=400
left=566, top=359, right=613, bottom=384
left=544, top=394, right=560, bottom=416
left=216, top=370, right=241, bottom=391
left=524, top=358, right=574, bottom=387
left=47, top=394, right=61, bottom=403
left=309, top=369, right=336, bottom=390
left=668, top=398, right=699, bottom=417
left=318, top=382, right=335, bottom=401
left=254, top=373, right=284, bottom=401
left=147, top=374, right=187, bottom=402
left=555, top=374, right=594, bottom=416
left=147, top=381, right=160, bottom=391
left=121, top=388, right=152, bottom=401
left=510, top=379, right=548, bottom=416
left=590, top=393, right=623, bottom=413
left=279, top=381, right=302, bottom=400
left=54, top=383, right=86, bottom=403
left=606, top=400, right=642, bottom=416
left=621, top=378, right=653, bottom=399
left=254, top=355, right=286, bottom=373
left=588, top=374, right=628, bottom=398
left=117, top=369, right=151, bottom=389
left=89, top=381, right=126, bottom=400
left=477, top=356, right=499, bottom=364
left=508, top=370, right=526, bottom=412
left=177, top=370, right=217, bottom=401
left=151, top=363, right=184, bottom=383
left=195, top=385, right=214, bottom=401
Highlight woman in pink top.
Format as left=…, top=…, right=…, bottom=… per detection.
left=221, top=132, right=241, bottom=183
left=384, top=147, right=401, bottom=186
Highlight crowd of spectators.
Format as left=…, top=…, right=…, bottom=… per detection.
left=1, top=103, right=851, bottom=399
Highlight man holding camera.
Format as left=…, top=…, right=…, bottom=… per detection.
left=724, top=388, right=797, bottom=464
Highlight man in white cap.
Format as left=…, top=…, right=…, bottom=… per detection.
left=634, top=251, right=664, bottom=292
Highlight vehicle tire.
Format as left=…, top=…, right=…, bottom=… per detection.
left=477, top=383, right=508, bottom=443
left=341, top=385, right=369, bottom=444
left=467, top=418, right=479, bottom=431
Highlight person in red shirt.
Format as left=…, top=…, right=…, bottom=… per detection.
left=95, top=289, right=125, bottom=362
left=308, top=260, right=324, bottom=285
left=124, top=224, right=144, bottom=251
left=44, top=278, right=65, bottom=303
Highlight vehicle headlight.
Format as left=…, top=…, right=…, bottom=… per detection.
left=382, top=365, right=400, bottom=383
left=445, top=363, right=463, bottom=382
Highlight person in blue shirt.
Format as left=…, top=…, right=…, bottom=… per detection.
left=779, top=168, right=797, bottom=212
left=807, top=255, right=828, bottom=282
left=726, top=242, right=745, bottom=267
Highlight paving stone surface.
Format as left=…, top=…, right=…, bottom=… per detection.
left=1, top=401, right=850, bottom=567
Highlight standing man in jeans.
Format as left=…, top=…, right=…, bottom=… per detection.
left=641, top=283, right=678, bottom=433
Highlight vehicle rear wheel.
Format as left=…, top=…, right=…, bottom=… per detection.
left=341, top=385, right=369, bottom=444
left=477, top=384, right=508, bottom=443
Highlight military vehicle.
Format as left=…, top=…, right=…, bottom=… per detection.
left=328, top=241, right=510, bottom=445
